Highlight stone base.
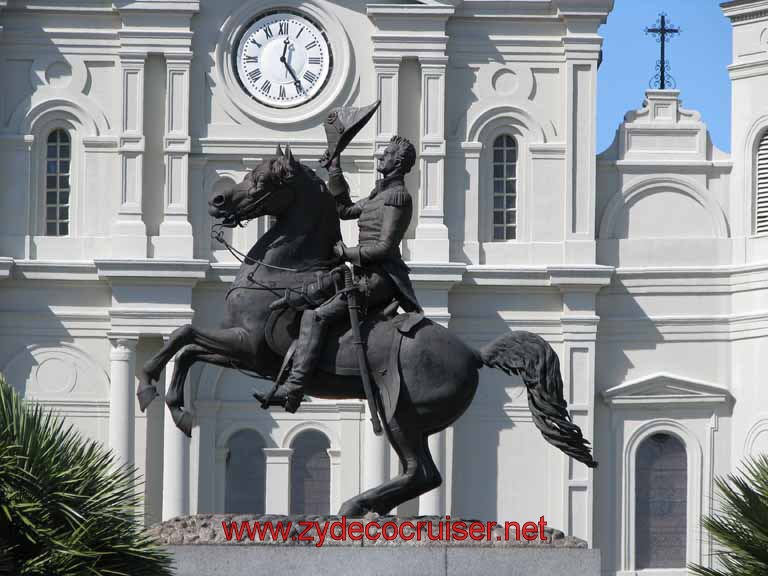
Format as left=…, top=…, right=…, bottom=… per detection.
left=169, top=545, right=600, bottom=576
left=152, top=515, right=601, bottom=576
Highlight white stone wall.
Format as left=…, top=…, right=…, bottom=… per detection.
left=2, top=1, right=768, bottom=574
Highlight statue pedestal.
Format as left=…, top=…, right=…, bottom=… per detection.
left=151, top=515, right=601, bottom=576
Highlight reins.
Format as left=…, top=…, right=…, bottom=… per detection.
left=211, top=222, right=341, bottom=301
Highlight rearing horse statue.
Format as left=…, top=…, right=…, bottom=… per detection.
left=136, top=146, right=597, bottom=516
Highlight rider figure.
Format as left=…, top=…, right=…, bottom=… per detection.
left=271, top=135, right=422, bottom=413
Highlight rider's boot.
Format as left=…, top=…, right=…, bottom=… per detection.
left=274, top=309, right=326, bottom=413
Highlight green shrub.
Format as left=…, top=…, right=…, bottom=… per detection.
left=691, top=454, right=768, bottom=576
left=0, top=374, right=172, bottom=575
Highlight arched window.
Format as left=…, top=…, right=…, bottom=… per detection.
left=635, top=433, right=687, bottom=569
left=290, top=430, right=330, bottom=514
left=756, top=130, right=768, bottom=234
left=225, top=429, right=266, bottom=514
left=492, top=134, right=517, bottom=241
left=45, top=129, right=71, bottom=236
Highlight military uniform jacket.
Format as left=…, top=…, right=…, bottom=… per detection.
left=328, top=169, right=422, bottom=313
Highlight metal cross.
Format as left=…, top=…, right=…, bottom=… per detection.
left=645, top=13, right=681, bottom=89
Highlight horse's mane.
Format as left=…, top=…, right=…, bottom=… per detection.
left=248, top=153, right=341, bottom=259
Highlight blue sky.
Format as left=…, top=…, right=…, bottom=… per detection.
left=597, top=0, right=732, bottom=152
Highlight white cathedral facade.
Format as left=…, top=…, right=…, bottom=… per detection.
left=0, top=0, right=767, bottom=573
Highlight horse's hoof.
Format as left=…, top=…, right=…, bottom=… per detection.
left=171, top=409, right=193, bottom=438
left=338, top=500, right=370, bottom=517
left=137, top=382, right=159, bottom=413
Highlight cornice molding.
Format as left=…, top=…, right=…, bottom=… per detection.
left=721, top=0, right=768, bottom=22
left=95, top=259, right=209, bottom=284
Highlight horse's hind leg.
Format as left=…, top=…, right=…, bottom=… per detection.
left=338, top=415, right=441, bottom=516
left=165, top=344, right=237, bottom=437
left=138, top=324, right=250, bottom=412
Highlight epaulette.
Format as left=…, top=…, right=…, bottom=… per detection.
left=384, top=184, right=411, bottom=207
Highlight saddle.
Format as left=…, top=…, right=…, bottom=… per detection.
left=264, top=305, right=424, bottom=422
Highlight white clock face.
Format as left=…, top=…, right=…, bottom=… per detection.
left=235, top=11, right=332, bottom=109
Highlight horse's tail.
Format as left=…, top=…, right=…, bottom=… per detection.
left=478, top=331, right=598, bottom=469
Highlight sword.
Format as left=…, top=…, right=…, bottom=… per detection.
left=344, top=264, right=383, bottom=436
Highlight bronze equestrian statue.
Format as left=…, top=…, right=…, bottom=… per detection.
left=136, top=102, right=597, bottom=517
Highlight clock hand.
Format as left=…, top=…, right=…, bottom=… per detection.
left=279, top=41, right=303, bottom=93
left=284, top=62, right=303, bottom=93
left=279, top=38, right=291, bottom=81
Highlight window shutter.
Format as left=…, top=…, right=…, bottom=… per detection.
left=756, top=131, right=768, bottom=234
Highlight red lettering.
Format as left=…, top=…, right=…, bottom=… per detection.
left=365, top=521, right=380, bottom=541
left=382, top=521, right=398, bottom=541
left=452, top=520, right=468, bottom=541
left=505, top=521, right=521, bottom=540
left=469, top=521, right=485, bottom=541
left=400, top=521, right=416, bottom=541
left=538, top=515, right=548, bottom=541
left=522, top=521, right=538, bottom=541
left=486, top=520, right=497, bottom=540
left=348, top=521, right=363, bottom=541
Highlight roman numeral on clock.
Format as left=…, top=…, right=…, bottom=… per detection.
left=250, top=38, right=262, bottom=48
left=247, top=68, right=261, bottom=82
left=279, top=85, right=286, bottom=98
left=264, top=25, right=273, bottom=39
left=278, top=21, right=288, bottom=35
left=261, top=79, right=272, bottom=93
left=303, top=70, right=318, bottom=83
left=308, top=57, right=321, bottom=65
left=305, top=40, right=318, bottom=50
left=244, top=55, right=259, bottom=63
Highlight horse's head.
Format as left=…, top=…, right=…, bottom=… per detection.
left=208, top=145, right=307, bottom=227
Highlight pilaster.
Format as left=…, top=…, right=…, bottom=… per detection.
left=413, top=56, right=449, bottom=262
left=367, top=3, right=453, bottom=264
left=264, top=447, right=293, bottom=514
left=560, top=7, right=608, bottom=265
left=156, top=53, right=194, bottom=259
left=460, top=141, right=483, bottom=263
left=373, top=56, right=401, bottom=154
left=113, top=52, right=148, bottom=258
left=550, top=266, right=612, bottom=544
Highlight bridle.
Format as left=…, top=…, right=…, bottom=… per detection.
left=210, top=184, right=341, bottom=301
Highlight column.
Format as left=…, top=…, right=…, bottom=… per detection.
left=418, top=431, right=445, bottom=515
left=162, top=349, right=190, bottom=520
left=109, top=336, right=137, bottom=467
left=113, top=52, right=147, bottom=258
left=363, top=403, right=389, bottom=490
left=264, top=447, right=292, bottom=514
left=412, top=56, right=449, bottom=262
left=156, top=53, right=194, bottom=259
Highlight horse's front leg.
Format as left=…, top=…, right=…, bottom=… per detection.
left=165, top=344, right=236, bottom=437
left=137, top=324, right=251, bottom=412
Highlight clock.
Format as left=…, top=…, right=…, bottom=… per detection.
left=235, top=10, right=333, bottom=109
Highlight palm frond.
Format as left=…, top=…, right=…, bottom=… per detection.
left=690, top=454, right=768, bottom=576
left=0, top=374, right=173, bottom=576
